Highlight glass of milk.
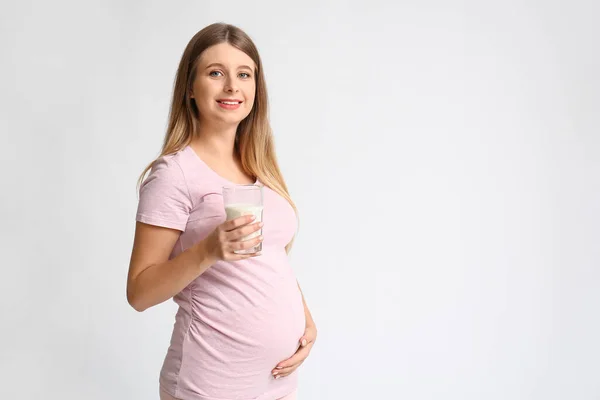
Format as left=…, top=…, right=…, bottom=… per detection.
left=222, top=184, right=264, bottom=254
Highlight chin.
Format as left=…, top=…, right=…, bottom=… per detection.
left=214, top=115, right=245, bottom=126
left=217, top=111, right=251, bottom=124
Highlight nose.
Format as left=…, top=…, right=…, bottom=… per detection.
left=224, top=76, right=239, bottom=93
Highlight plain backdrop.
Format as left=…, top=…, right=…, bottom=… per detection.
left=1, top=0, right=599, bottom=399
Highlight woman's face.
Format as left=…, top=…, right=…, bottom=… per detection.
left=191, top=43, right=257, bottom=126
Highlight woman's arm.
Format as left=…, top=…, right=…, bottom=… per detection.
left=127, top=215, right=262, bottom=312
left=126, top=222, right=213, bottom=312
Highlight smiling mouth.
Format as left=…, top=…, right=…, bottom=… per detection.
left=217, top=100, right=243, bottom=105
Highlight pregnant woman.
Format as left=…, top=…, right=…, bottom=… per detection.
left=126, top=23, right=317, bottom=400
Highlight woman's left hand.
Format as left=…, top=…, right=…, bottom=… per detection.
left=272, top=323, right=317, bottom=379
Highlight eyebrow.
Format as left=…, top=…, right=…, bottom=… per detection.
left=205, top=63, right=253, bottom=71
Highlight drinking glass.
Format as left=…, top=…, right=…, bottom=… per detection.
left=222, top=184, right=264, bottom=254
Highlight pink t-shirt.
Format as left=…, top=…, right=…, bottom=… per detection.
left=136, top=145, right=305, bottom=400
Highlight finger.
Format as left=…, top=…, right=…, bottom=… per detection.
left=228, top=235, right=263, bottom=252
left=274, top=346, right=310, bottom=370
left=224, top=237, right=263, bottom=260
left=228, top=221, right=263, bottom=241
left=222, top=215, right=256, bottom=232
left=299, top=332, right=316, bottom=346
left=272, top=362, right=303, bottom=378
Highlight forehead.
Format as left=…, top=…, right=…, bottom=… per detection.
left=198, top=43, right=256, bottom=70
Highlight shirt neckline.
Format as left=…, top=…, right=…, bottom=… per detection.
left=184, top=145, right=260, bottom=187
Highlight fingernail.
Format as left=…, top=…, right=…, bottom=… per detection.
left=251, top=215, right=256, bottom=220
left=275, top=375, right=280, bottom=379
left=276, top=366, right=283, bottom=369
left=301, top=339, right=307, bottom=346
left=272, top=371, right=278, bottom=376
left=258, top=222, right=264, bottom=227
left=258, top=235, right=264, bottom=241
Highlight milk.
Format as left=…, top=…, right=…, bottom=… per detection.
left=225, top=203, right=264, bottom=254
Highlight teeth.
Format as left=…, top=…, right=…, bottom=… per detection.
left=220, top=101, right=240, bottom=105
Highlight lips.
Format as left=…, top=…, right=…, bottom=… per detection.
left=216, top=99, right=243, bottom=105
left=216, top=99, right=243, bottom=110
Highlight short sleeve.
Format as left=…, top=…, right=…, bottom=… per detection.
left=136, top=156, right=193, bottom=231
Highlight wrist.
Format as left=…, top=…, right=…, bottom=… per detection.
left=192, top=240, right=216, bottom=271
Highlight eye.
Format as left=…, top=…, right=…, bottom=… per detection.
left=239, top=72, right=251, bottom=79
left=209, top=70, right=223, bottom=77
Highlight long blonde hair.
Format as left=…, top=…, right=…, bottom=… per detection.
left=138, top=23, right=298, bottom=253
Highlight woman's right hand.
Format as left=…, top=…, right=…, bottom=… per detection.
left=199, top=215, right=264, bottom=263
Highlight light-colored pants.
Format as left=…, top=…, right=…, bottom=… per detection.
left=159, top=388, right=297, bottom=400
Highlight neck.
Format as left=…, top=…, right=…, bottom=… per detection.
left=192, top=120, right=239, bottom=160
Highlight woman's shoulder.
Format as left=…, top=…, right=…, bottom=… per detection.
left=139, top=147, right=197, bottom=200
left=149, top=146, right=199, bottom=179
left=137, top=148, right=194, bottom=229
left=146, top=151, right=185, bottom=182
left=145, top=145, right=222, bottom=199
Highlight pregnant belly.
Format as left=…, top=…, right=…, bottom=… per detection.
left=191, top=297, right=305, bottom=368
left=175, top=270, right=306, bottom=397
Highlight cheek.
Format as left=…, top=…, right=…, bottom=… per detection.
left=246, top=95, right=256, bottom=108
left=194, top=97, right=212, bottom=114
left=194, top=85, right=217, bottom=110
left=194, top=79, right=216, bottom=97
left=245, top=86, right=256, bottom=107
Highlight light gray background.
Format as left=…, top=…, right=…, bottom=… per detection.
left=1, top=0, right=599, bottom=399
